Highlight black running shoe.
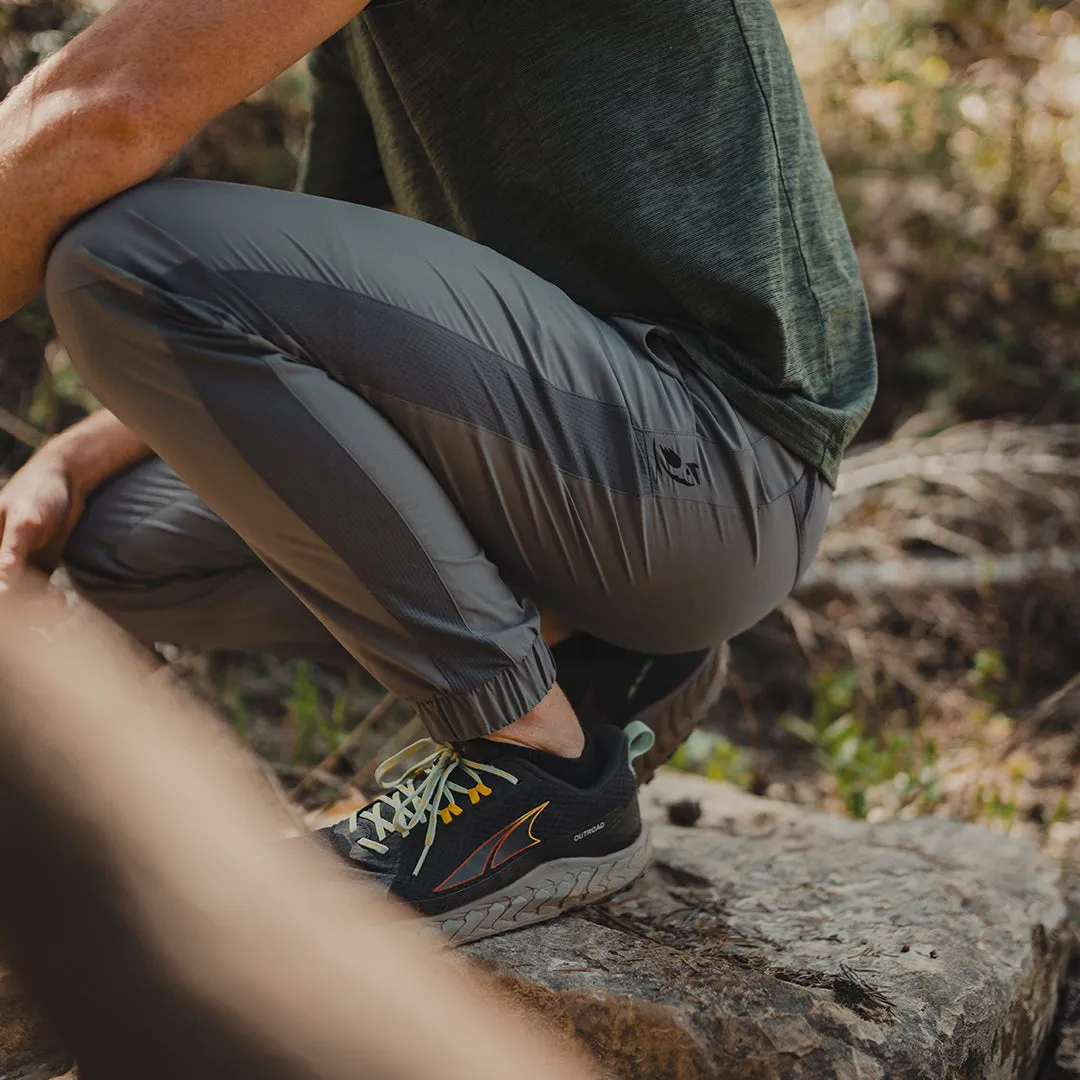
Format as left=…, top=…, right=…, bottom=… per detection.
left=552, top=634, right=729, bottom=783
left=318, top=724, right=654, bottom=946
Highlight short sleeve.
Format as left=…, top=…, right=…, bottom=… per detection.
left=299, top=28, right=394, bottom=208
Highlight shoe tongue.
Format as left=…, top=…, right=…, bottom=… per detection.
left=454, top=737, right=507, bottom=765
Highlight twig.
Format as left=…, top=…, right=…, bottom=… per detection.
left=274, top=762, right=348, bottom=793
left=256, top=758, right=307, bottom=830
left=778, top=598, right=818, bottom=657
left=0, top=405, right=44, bottom=449
left=994, top=672, right=1080, bottom=760
left=799, top=549, right=1080, bottom=592
left=290, top=691, right=397, bottom=796
left=353, top=714, right=426, bottom=793
left=837, top=450, right=1080, bottom=497
left=901, top=518, right=993, bottom=559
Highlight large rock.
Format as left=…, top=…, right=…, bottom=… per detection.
left=467, top=773, right=1070, bottom=1080
left=1040, top=947, right=1080, bottom=1079
left=1036, top=862, right=1080, bottom=1080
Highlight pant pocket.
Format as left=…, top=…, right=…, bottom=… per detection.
left=789, top=468, right=831, bottom=587
left=606, top=316, right=690, bottom=383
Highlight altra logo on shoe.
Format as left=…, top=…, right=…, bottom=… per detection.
left=434, top=803, right=549, bottom=893
left=654, top=441, right=703, bottom=487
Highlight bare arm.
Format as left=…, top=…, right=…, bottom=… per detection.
left=0, top=0, right=373, bottom=322
left=40, top=408, right=151, bottom=496
left=0, top=0, right=376, bottom=583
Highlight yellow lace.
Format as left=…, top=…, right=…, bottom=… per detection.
left=347, top=740, right=518, bottom=876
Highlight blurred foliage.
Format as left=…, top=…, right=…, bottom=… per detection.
left=782, top=0, right=1080, bottom=435
left=782, top=668, right=944, bottom=819
left=284, top=661, right=352, bottom=766
left=668, top=728, right=755, bottom=785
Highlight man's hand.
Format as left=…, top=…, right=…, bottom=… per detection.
left=0, top=453, right=81, bottom=588
left=0, top=0, right=374, bottom=321
left=0, top=410, right=151, bottom=589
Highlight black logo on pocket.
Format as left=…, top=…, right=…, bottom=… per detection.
left=654, top=442, right=703, bottom=487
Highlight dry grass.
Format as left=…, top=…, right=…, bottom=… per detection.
left=710, top=420, right=1080, bottom=854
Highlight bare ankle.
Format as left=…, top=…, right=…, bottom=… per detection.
left=540, top=611, right=578, bottom=647
left=483, top=683, right=584, bottom=758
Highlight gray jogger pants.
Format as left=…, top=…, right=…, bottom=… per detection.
left=47, top=179, right=830, bottom=741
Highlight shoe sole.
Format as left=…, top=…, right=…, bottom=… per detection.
left=431, top=827, right=652, bottom=947
left=630, top=642, right=730, bottom=784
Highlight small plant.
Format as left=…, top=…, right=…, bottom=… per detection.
left=969, top=758, right=1029, bottom=835
left=784, top=669, right=941, bottom=820
left=970, top=780, right=1018, bottom=835
left=1048, top=794, right=1071, bottom=832
left=890, top=739, right=943, bottom=819
left=223, top=686, right=250, bottom=742
left=285, top=662, right=350, bottom=765
left=967, top=648, right=1007, bottom=703
left=669, top=729, right=753, bottom=787
left=27, top=361, right=98, bottom=433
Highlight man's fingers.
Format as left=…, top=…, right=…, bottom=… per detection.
left=0, top=511, right=41, bottom=585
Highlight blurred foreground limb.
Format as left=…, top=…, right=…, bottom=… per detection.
left=0, top=592, right=596, bottom=1080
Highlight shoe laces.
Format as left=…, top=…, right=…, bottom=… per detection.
left=346, top=740, right=518, bottom=876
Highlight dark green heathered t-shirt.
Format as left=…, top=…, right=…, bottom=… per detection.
left=301, top=0, right=877, bottom=485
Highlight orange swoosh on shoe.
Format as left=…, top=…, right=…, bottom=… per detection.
left=434, top=802, right=549, bottom=893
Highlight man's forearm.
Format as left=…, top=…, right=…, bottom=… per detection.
left=0, top=44, right=162, bottom=321
left=0, top=0, right=373, bottom=322
left=39, top=410, right=151, bottom=497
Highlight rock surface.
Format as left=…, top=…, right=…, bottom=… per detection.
left=1036, top=863, right=1080, bottom=1080
left=1, top=774, right=1070, bottom=1080
left=0, top=973, right=67, bottom=1080
left=1040, top=946, right=1080, bottom=1079
left=468, top=773, right=1071, bottom=1080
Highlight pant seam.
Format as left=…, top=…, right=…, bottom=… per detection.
left=222, top=268, right=640, bottom=414
left=157, top=251, right=525, bottom=693
left=258, top=355, right=517, bottom=687
left=787, top=482, right=807, bottom=595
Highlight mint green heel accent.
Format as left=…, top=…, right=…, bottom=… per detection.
left=624, top=721, right=656, bottom=766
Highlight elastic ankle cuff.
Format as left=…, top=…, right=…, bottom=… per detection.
left=417, top=638, right=556, bottom=742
